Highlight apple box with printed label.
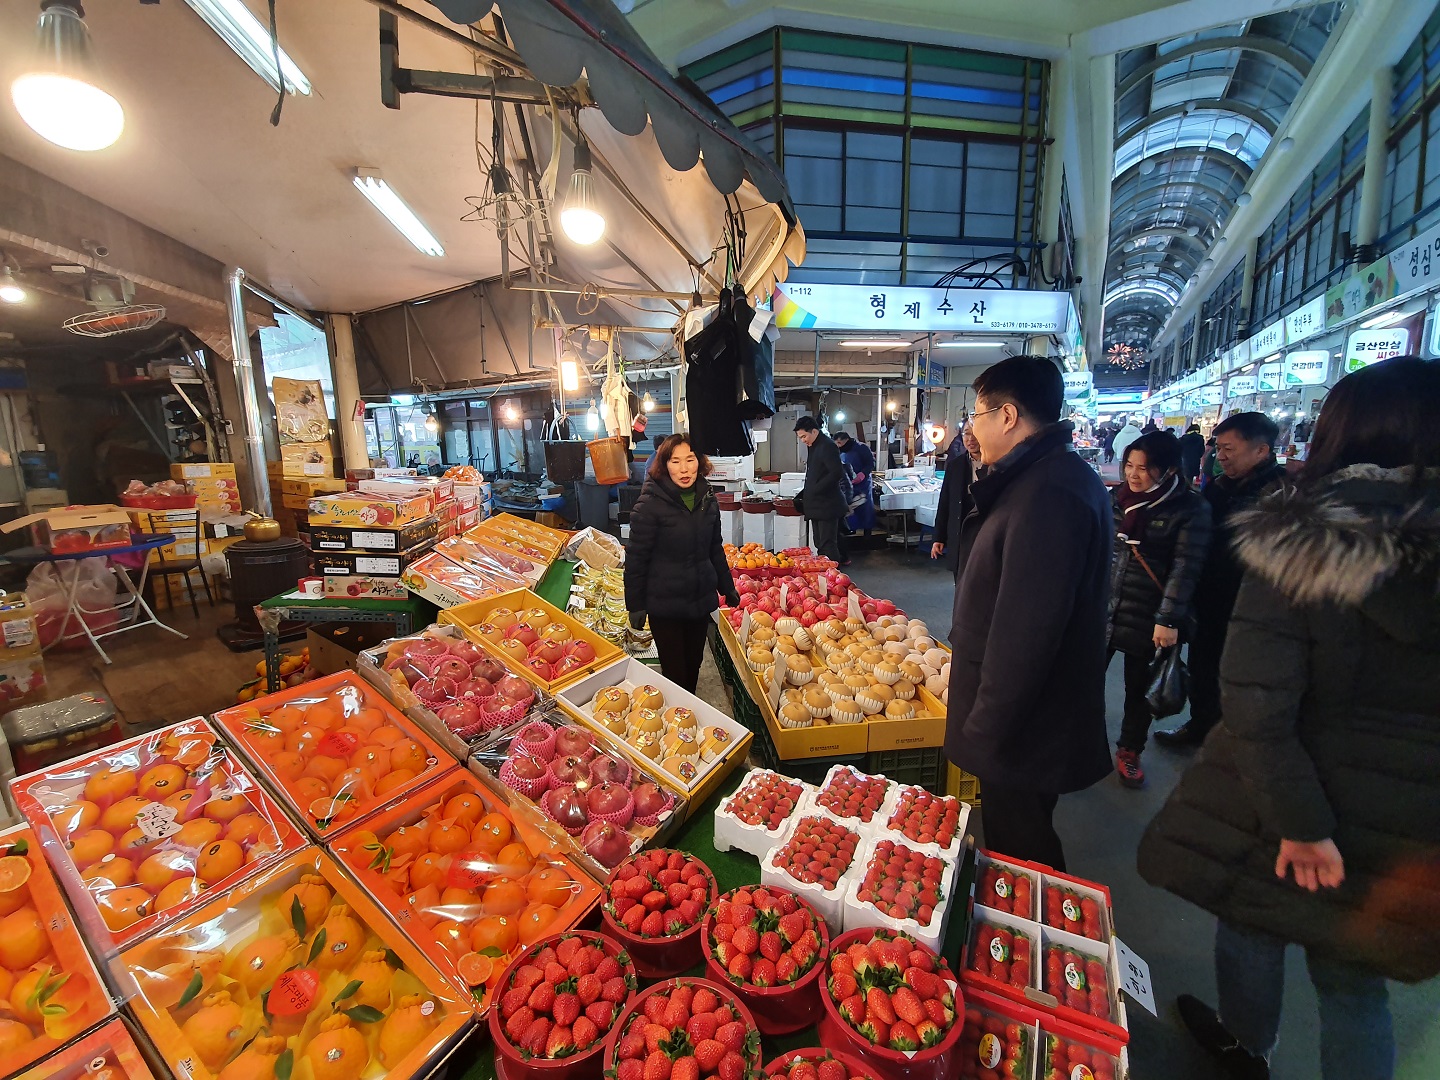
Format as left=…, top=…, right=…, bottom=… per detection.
left=0, top=505, right=133, bottom=553
left=0, top=592, right=39, bottom=660
left=310, top=516, right=440, bottom=553
left=307, top=492, right=432, bottom=528
left=313, top=542, right=435, bottom=578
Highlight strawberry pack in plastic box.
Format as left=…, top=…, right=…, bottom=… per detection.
left=760, top=814, right=863, bottom=932
left=957, top=986, right=1129, bottom=1080
left=811, top=765, right=899, bottom=833
left=841, top=835, right=959, bottom=954
left=712, top=770, right=815, bottom=858
left=876, top=787, right=968, bottom=862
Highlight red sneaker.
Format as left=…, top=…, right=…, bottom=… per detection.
left=1115, top=748, right=1145, bottom=789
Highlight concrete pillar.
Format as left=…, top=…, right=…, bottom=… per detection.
left=1037, top=57, right=1071, bottom=281
left=328, top=314, right=369, bottom=471
left=225, top=267, right=271, bottom=517
left=1356, top=66, right=1395, bottom=249
left=1238, top=236, right=1259, bottom=331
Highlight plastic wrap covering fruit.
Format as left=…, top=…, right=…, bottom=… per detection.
left=965, top=914, right=1036, bottom=993
left=712, top=771, right=813, bottom=859
left=468, top=712, right=684, bottom=881
left=766, top=1048, right=880, bottom=1080
left=844, top=838, right=957, bottom=955
left=601, top=850, right=717, bottom=980
left=440, top=591, right=622, bottom=694
left=879, top=788, right=967, bottom=862
left=212, top=673, right=457, bottom=841
left=814, top=766, right=898, bottom=828
left=10, top=720, right=305, bottom=954
left=0, top=826, right=115, bottom=1074
left=601, top=978, right=762, bottom=1080
left=440, top=535, right=545, bottom=587
left=956, top=986, right=1128, bottom=1080
left=401, top=549, right=524, bottom=604
left=12, top=1016, right=159, bottom=1080
left=701, top=885, right=830, bottom=1036
left=358, top=625, right=541, bottom=761
left=955, top=997, right=1035, bottom=1080
left=119, top=848, right=470, bottom=1080
left=489, top=930, right=638, bottom=1077
left=330, top=770, right=601, bottom=1016
left=468, top=514, right=566, bottom=562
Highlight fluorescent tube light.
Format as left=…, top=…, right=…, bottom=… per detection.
left=354, top=170, right=444, bottom=257
left=183, top=0, right=310, bottom=95
left=935, top=340, right=1003, bottom=348
left=1360, top=309, right=1409, bottom=329
left=839, top=340, right=914, bottom=348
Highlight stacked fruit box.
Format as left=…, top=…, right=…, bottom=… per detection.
left=955, top=986, right=1129, bottom=1080
left=711, top=770, right=816, bottom=858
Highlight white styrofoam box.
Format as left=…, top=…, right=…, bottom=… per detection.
left=973, top=850, right=1044, bottom=919
left=720, top=508, right=743, bottom=546
left=712, top=770, right=816, bottom=857
left=772, top=513, right=807, bottom=553
left=811, top=763, right=901, bottom=836
left=874, top=785, right=971, bottom=863
left=1035, top=923, right=1130, bottom=1036
left=962, top=902, right=1041, bottom=994
left=760, top=811, right=864, bottom=934
left=741, top=509, right=774, bottom=550
left=1038, top=871, right=1116, bottom=941
left=553, top=658, right=748, bottom=795
left=711, top=456, right=756, bottom=481
left=840, top=833, right=960, bottom=954
left=777, top=473, right=805, bottom=497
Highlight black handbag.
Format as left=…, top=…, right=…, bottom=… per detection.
left=1146, top=646, right=1189, bottom=718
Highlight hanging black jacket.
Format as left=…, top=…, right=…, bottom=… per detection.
left=684, top=291, right=754, bottom=457
left=624, top=474, right=738, bottom=621
left=1106, top=478, right=1212, bottom=656
left=800, top=433, right=848, bottom=522
left=1138, top=466, right=1440, bottom=982
left=945, top=424, right=1114, bottom=793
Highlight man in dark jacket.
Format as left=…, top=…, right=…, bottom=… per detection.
left=930, top=425, right=982, bottom=577
left=1155, top=412, right=1287, bottom=748
left=1178, top=424, right=1205, bottom=483
left=945, top=357, right=1113, bottom=870
left=794, top=417, right=846, bottom=561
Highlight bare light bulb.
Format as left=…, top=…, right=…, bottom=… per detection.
left=11, top=4, right=124, bottom=152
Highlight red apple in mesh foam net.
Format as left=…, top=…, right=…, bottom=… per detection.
left=524, top=657, right=553, bottom=681
left=431, top=655, right=471, bottom=682
left=413, top=676, right=458, bottom=705
left=581, top=820, right=631, bottom=868
left=632, top=782, right=669, bottom=820
left=587, top=781, right=630, bottom=816
left=497, top=675, right=533, bottom=702
left=472, top=657, right=506, bottom=683
left=510, top=625, right=539, bottom=648
left=566, top=640, right=597, bottom=664
left=447, top=639, right=488, bottom=665
left=405, top=637, right=450, bottom=658
left=439, top=699, right=481, bottom=732
left=550, top=755, right=589, bottom=786
left=588, top=755, right=629, bottom=786
left=510, top=754, right=547, bottom=782
left=544, top=786, right=589, bottom=831
left=456, top=676, right=494, bottom=700
left=532, top=640, right=564, bottom=666
left=553, top=727, right=593, bottom=759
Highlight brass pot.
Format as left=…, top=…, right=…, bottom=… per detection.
left=244, top=516, right=283, bottom=543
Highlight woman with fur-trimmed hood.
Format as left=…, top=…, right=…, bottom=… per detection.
left=1137, top=357, right=1440, bottom=1080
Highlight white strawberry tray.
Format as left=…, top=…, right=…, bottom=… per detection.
left=875, top=785, right=970, bottom=863
left=840, top=833, right=959, bottom=955
left=809, top=763, right=900, bottom=835
left=712, top=769, right=816, bottom=858
left=759, top=811, right=864, bottom=935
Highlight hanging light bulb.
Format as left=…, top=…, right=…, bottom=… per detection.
left=886, top=400, right=897, bottom=413
left=641, top=391, right=655, bottom=413
left=503, top=399, right=517, bottom=422
left=11, top=2, right=124, bottom=152
left=559, top=356, right=580, bottom=393
left=423, top=405, right=438, bottom=433
left=585, top=401, right=600, bottom=432
left=0, top=267, right=25, bottom=305
left=561, top=131, right=606, bottom=245
left=835, top=410, right=845, bottom=422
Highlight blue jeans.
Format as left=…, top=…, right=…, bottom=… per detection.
left=1216, top=920, right=1393, bottom=1080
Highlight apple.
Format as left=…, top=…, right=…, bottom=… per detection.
left=552, top=655, right=586, bottom=678
left=406, top=637, right=450, bottom=658
left=588, top=755, right=629, bottom=785
left=498, top=638, right=529, bottom=662
left=553, top=727, right=594, bottom=758
left=447, top=640, right=488, bottom=666
left=456, top=676, right=494, bottom=700
left=541, top=623, right=573, bottom=644
left=544, top=786, right=589, bottom=831
left=632, top=782, right=669, bottom=820
left=566, top=640, right=597, bottom=664
left=533, top=640, right=564, bottom=665
left=431, top=656, right=471, bottom=682
left=511, top=625, right=539, bottom=648
left=875, top=599, right=897, bottom=616
left=524, top=657, right=553, bottom=681
left=587, top=781, right=631, bottom=816
left=510, top=755, right=546, bottom=781
left=814, top=604, right=834, bottom=620
left=497, top=674, right=533, bottom=702
left=472, top=657, right=506, bottom=683
left=800, top=611, right=818, bottom=627
left=439, top=700, right=480, bottom=731
left=580, top=820, right=631, bottom=868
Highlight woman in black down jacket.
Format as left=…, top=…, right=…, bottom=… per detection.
left=1106, top=429, right=1211, bottom=788
left=624, top=434, right=739, bottom=692
left=1138, top=357, right=1440, bottom=1080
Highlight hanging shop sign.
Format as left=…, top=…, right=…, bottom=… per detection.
left=771, top=283, right=1070, bottom=333
left=1221, top=339, right=1251, bottom=372
left=1285, top=296, right=1325, bottom=344
left=1227, top=375, right=1258, bottom=398
left=1248, top=319, right=1286, bottom=358
left=1344, top=327, right=1410, bottom=373
left=1063, top=371, right=1094, bottom=400
left=1389, top=218, right=1440, bottom=295
left=1258, top=363, right=1283, bottom=392
left=1197, top=385, right=1224, bottom=406
left=1325, top=257, right=1397, bottom=329
left=1283, top=350, right=1331, bottom=386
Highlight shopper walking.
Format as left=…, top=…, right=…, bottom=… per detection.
left=1106, top=430, right=1211, bottom=788
left=1200, top=436, right=1220, bottom=488
left=930, top=425, right=983, bottom=578
left=1101, top=423, right=1118, bottom=465
left=833, top=430, right=877, bottom=534
left=1111, top=416, right=1143, bottom=463
left=1154, top=412, right=1286, bottom=747
left=624, top=434, right=740, bottom=693
left=1178, top=424, right=1205, bottom=483
left=793, top=417, right=847, bottom=562
left=943, top=357, right=1113, bottom=870
left=1138, top=357, right=1440, bottom=1080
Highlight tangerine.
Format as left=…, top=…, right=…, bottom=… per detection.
left=137, top=949, right=224, bottom=1010
left=65, top=829, right=115, bottom=868
left=369, top=726, right=404, bottom=745
left=332, top=768, right=373, bottom=801
left=0, top=1018, right=31, bottom=1055
left=389, top=740, right=429, bottom=774
left=0, top=966, right=13, bottom=1000
left=348, top=744, right=389, bottom=783
left=402, top=884, right=441, bottom=927
left=242, top=722, right=286, bottom=756
left=470, top=914, right=518, bottom=954
left=284, top=725, right=326, bottom=756
left=526, top=865, right=576, bottom=908
left=427, top=821, right=470, bottom=857
left=432, top=919, right=468, bottom=957
left=516, top=902, right=560, bottom=945
left=471, top=813, right=513, bottom=855
left=0, top=881, right=26, bottom=919
left=314, top=905, right=368, bottom=971
left=277, top=875, right=331, bottom=932
left=495, top=842, right=534, bottom=877
left=380, top=861, right=411, bottom=894
left=308, top=796, right=359, bottom=829
left=349, top=707, right=386, bottom=735
left=226, top=929, right=299, bottom=996
left=202, top=792, right=248, bottom=822
left=386, top=821, right=432, bottom=859
left=84, top=766, right=138, bottom=806
left=223, top=813, right=269, bottom=846
left=96, top=885, right=153, bottom=931
left=292, top=776, right=331, bottom=803
left=438, top=887, right=482, bottom=914
left=456, top=951, right=493, bottom=988
left=345, top=949, right=395, bottom=1011
left=443, top=792, right=485, bottom=827
left=303, top=755, right=346, bottom=785
left=136, top=849, right=193, bottom=893
left=180, top=991, right=248, bottom=1071
left=304, top=700, right=345, bottom=731
left=483, top=878, right=527, bottom=918
left=99, top=796, right=152, bottom=834
left=50, top=800, right=100, bottom=836
left=137, top=764, right=187, bottom=801
left=9, top=964, right=61, bottom=1024
left=266, top=705, right=307, bottom=733
left=116, top=827, right=158, bottom=860
left=173, top=817, right=223, bottom=851
left=408, top=852, right=450, bottom=892
left=217, top=1033, right=287, bottom=1080
left=162, top=790, right=202, bottom=820
left=155, top=876, right=207, bottom=911
left=269, top=751, right=307, bottom=782
left=82, top=856, right=136, bottom=889
left=304, top=1015, right=368, bottom=1080
left=378, top=994, right=437, bottom=1069
left=373, top=769, right=417, bottom=797
left=196, top=840, right=244, bottom=884
left=40, top=970, right=92, bottom=1042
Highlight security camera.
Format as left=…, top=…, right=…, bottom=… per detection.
left=81, top=238, right=109, bottom=259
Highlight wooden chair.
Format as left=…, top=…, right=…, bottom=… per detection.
left=150, top=507, right=214, bottom=617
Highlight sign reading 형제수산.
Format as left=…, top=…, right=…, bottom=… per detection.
left=1344, top=328, right=1409, bottom=373
left=1063, top=371, right=1094, bottom=400
left=1284, top=350, right=1330, bottom=386
left=771, top=283, right=1070, bottom=334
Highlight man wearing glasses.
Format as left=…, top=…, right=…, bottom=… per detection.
left=945, top=357, right=1113, bottom=870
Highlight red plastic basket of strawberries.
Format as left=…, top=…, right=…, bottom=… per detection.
left=766, top=1048, right=880, bottom=1080
left=602, top=849, right=719, bottom=979
left=602, top=978, right=762, bottom=1080
left=701, top=884, right=831, bottom=1035
left=817, top=928, right=965, bottom=1080
left=489, top=930, right=639, bottom=1080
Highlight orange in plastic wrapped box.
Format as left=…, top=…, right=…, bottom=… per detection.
left=121, top=848, right=470, bottom=1080
left=10, top=720, right=305, bottom=954
left=0, top=825, right=115, bottom=1072
left=212, top=672, right=459, bottom=841
left=331, top=770, right=600, bottom=1016
left=13, top=1016, right=159, bottom=1080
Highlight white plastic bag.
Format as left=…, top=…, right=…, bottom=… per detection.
left=28, top=558, right=120, bottom=648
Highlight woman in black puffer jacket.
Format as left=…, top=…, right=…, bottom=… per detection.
left=1106, top=429, right=1211, bottom=788
left=624, top=434, right=739, bottom=692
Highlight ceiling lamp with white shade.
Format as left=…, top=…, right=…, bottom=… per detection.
left=10, top=1, right=124, bottom=152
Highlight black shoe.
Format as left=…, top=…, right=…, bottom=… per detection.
left=1176, top=995, right=1269, bottom=1079
left=1154, top=721, right=1208, bottom=748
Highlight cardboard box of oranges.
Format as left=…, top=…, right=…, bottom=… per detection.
left=9, top=720, right=306, bottom=955
left=0, top=824, right=115, bottom=1075
left=14, top=1016, right=159, bottom=1080
left=119, top=847, right=471, bottom=1080
left=212, top=672, right=460, bottom=843
left=329, top=771, right=600, bottom=1017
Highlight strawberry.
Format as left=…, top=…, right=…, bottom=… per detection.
left=915, top=1019, right=943, bottom=1047
left=817, top=1059, right=847, bottom=1080
left=829, top=972, right=858, bottom=1000
left=751, top=958, right=776, bottom=987
left=887, top=1020, right=919, bottom=1052
left=572, top=1016, right=599, bottom=1050
left=775, top=955, right=799, bottom=984
left=643, top=996, right=669, bottom=1022
left=847, top=944, right=877, bottom=978
left=553, top=993, right=581, bottom=1027
left=790, top=940, right=816, bottom=971
left=569, top=948, right=597, bottom=978
left=671, top=1056, right=699, bottom=1080
left=718, top=1051, right=747, bottom=1080
left=712, top=1005, right=735, bottom=1027
left=576, top=973, right=602, bottom=1006
left=667, top=882, right=690, bottom=907
left=829, top=954, right=854, bottom=980
left=838, top=994, right=866, bottom=1025
left=902, top=967, right=937, bottom=999
left=622, top=904, right=647, bottom=932
left=712, top=922, right=735, bottom=945
left=664, top=996, right=691, bottom=1029
left=617, top=1028, right=646, bottom=1060
left=891, top=987, right=926, bottom=1026
left=642, top=911, right=665, bottom=936
left=776, top=892, right=798, bottom=915
left=524, top=1017, right=552, bottom=1057
left=686, top=1014, right=719, bottom=1044
left=923, top=997, right=951, bottom=1027
left=679, top=899, right=702, bottom=925
left=644, top=1023, right=671, bottom=1055
left=788, top=1063, right=818, bottom=1080
left=759, top=931, right=783, bottom=962
left=586, top=1001, right=615, bottom=1029
left=730, top=903, right=756, bottom=928
left=546, top=1024, right=575, bottom=1058
left=693, top=1039, right=726, bottom=1073
left=529, top=981, right=556, bottom=1014
left=866, top=988, right=897, bottom=1025
left=692, top=987, right=719, bottom=1015
left=602, top=976, right=630, bottom=1003
left=505, top=1006, right=535, bottom=1042
left=715, top=1021, right=747, bottom=1054
left=857, top=1019, right=888, bottom=1046
left=595, top=956, right=622, bottom=982
left=732, top=926, right=760, bottom=955
left=644, top=1050, right=673, bottom=1080
left=907, top=949, right=934, bottom=973
left=778, top=912, right=808, bottom=944
left=556, top=938, right=581, bottom=965
left=642, top=890, right=668, bottom=912
left=618, top=1060, right=644, bottom=1080
left=513, top=964, right=544, bottom=991
left=727, top=953, right=753, bottom=981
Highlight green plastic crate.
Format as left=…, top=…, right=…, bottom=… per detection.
left=865, top=746, right=947, bottom=795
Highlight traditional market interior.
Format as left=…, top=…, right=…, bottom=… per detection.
left=0, top=0, right=1436, bottom=1078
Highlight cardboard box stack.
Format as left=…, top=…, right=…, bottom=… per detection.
left=170, top=461, right=242, bottom=514
left=0, top=592, right=44, bottom=709
left=308, top=474, right=455, bottom=600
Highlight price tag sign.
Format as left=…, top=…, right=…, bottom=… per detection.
left=135, top=802, right=182, bottom=842
left=1113, top=937, right=1157, bottom=1016
left=737, top=611, right=752, bottom=647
